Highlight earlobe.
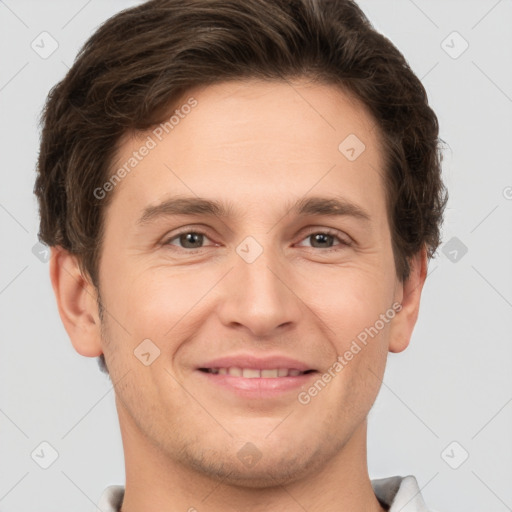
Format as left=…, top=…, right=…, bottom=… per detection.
left=49, top=246, right=103, bottom=357
left=388, top=246, right=428, bottom=353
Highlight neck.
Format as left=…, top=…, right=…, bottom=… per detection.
left=116, top=403, right=387, bottom=512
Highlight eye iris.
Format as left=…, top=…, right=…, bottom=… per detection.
left=180, top=232, right=203, bottom=248
left=311, top=233, right=333, bottom=248
left=173, top=232, right=340, bottom=250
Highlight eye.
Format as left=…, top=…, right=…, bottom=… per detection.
left=162, top=228, right=352, bottom=252
left=163, top=229, right=215, bottom=251
left=295, top=229, right=352, bottom=252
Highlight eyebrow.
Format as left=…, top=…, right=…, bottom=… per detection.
left=137, top=195, right=372, bottom=226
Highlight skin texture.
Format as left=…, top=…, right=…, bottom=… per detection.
left=50, top=78, right=427, bottom=512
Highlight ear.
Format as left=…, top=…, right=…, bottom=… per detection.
left=388, top=245, right=428, bottom=353
left=49, top=246, right=103, bottom=357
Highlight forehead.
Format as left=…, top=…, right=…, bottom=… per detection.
left=107, top=79, right=387, bottom=226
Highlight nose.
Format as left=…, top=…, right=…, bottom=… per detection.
left=216, top=243, right=303, bottom=338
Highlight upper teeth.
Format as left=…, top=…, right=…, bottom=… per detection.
left=206, top=368, right=305, bottom=378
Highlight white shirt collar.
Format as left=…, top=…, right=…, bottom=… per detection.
left=371, top=475, right=430, bottom=511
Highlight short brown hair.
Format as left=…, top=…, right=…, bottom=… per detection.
left=35, top=0, right=447, bottom=299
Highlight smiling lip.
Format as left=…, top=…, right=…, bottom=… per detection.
left=196, top=354, right=318, bottom=397
left=199, top=354, right=314, bottom=371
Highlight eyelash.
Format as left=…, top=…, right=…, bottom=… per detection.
left=162, top=227, right=352, bottom=253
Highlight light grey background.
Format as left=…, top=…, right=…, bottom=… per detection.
left=1, top=1, right=511, bottom=511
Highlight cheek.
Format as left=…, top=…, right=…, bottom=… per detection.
left=335, top=294, right=394, bottom=344
left=119, top=266, right=215, bottom=341
left=306, top=265, right=395, bottom=337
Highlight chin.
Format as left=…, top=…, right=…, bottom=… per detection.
left=182, top=444, right=326, bottom=489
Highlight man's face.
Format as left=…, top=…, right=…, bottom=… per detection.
left=97, top=79, right=403, bottom=485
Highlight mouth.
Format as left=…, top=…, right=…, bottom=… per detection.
left=195, top=356, right=319, bottom=398
left=198, top=367, right=316, bottom=378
